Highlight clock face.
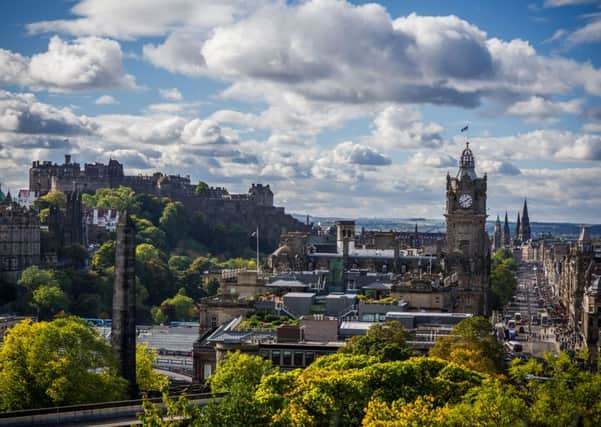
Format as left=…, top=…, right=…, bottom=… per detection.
left=458, top=193, right=473, bottom=209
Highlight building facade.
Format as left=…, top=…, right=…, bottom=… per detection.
left=444, top=142, right=490, bottom=315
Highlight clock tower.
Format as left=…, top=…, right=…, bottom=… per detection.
left=444, top=142, right=490, bottom=315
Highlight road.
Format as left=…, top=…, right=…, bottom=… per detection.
left=499, top=261, right=559, bottom=358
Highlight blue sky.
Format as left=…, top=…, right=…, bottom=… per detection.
left=1, top=0, right=600, bottom=222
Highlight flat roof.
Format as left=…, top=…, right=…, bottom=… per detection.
left=283, top=292, right=316, bottom=298
left=268, top=280, right=307, bottom=288
left=386, top=312, right=473, bottom=318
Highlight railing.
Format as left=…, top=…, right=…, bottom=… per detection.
left=0, top=393, right=226, bottom=427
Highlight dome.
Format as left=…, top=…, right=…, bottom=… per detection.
left=457, top=142, right=477, bottom=180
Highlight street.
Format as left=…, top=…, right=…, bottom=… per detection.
left=497, top=261, right=560, bottom=358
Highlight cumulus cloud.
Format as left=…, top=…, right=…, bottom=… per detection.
left=506, top=96, right=582, bottom=121
left=467, top=130, right=601, bottom=161
left=0, top=90, right=94, bottom=135
left=0, top=36, right=137, bottom=91
left=27, top=0, right=266, bottom=39
left=479, top=159, right=522, bottom=175
left=24, top=0, right=601, bottom=120
left=408, top=151, right=456, bottom=168
left=328, top=141, right=391, bottom=166
left=369, top=106, right=444, bottom=149
left=159, top=88, right=183, bottom=101
left=95, top=95, right=117, bottom=105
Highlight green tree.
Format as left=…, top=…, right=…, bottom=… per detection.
left=0, top=318, right=127, bottom=411
left=135, top=193, right=167, bottom=225
left=159, top=201, right=189, bottom=247
left=136, top=344, right=169, bottom=392
left=92, top=240, right=116, bottom=270
left=159, top=289, right=197, bottom=322
left=18, top=265, right=59, bottom=291
left=32, top=284, right=68, bottom=320
left=33, top=191, right=66, bottom=211
left=206, top=277, right=220, bottom=296
left=82, top=186, right=139, bottom=212
left=430, top=316, right=504, bottom=374
left=340, top=321, right=413, bottom=362
left=195, top=181, right=209, bottom=195
left=136, top=243, right=173, bottom=308
left=446, top=379, right=527, bottom=426
left=151, top=306, right=168, bottom=324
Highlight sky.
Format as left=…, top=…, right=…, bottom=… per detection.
left=1, top=0, right=600, bottom=223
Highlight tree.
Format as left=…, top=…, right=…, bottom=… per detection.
left=446, top=379, right=527, bottom=426
left=0, top=318, right=127, bottom=411
left=82, top=186, right=139, bottom=212
left=136, top=344, right=169, bottom=392
left=151, top=306, right=168, bottom=324
left=18, top=265, right=59, bottom=291
left=33, top=191, right=66, bottom=211
left=429, top=316, right=504, bottom=374
left=210, top=351, right=273, bottom=394
left=92, top=240, right=116, bottom=270
left=32, top=284, right=68, bottom=320
left=195, top=181, right=209, bottom=195
left=340, top=321, right=413, bottom=362
left=363, top=396, right=450, bottom=427
left=158, top=289, right=197, bottom=322
left=206, top=277, right=220, bottom=296
left=159, top=201, right=189, bottom=247
left=135, top=193, right=167, bottom=225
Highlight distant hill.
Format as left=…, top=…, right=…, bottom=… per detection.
left=294, top=215, right=601, bottom=238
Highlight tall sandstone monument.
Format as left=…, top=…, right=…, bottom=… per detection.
left=111, top=211, right=137, bottom=398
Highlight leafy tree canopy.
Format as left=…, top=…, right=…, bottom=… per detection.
left=429, top=316, right=504, bottom=374
left=82, top=186, right=139, bottom=212
left=0, top=318, right=127, bottom=411
left=339, top=321, right=413, bottom=362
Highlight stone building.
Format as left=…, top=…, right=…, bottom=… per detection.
left=444, top=142, right=490, bottom=315
left=0, top=192, right=41, bottom=283
left=541, top=228, right=601, bottom=360
left=30, top=155, right=307, bottom=249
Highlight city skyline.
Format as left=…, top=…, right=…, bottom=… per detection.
left=1, top=0, right=601, bottom=222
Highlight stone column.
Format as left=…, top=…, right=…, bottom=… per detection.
left=111, top=211, right=137, bottom=399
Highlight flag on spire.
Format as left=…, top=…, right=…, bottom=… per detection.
left=460, top=125, right=469, bottom=132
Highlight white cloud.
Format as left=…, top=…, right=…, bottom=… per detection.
left=95, top=95, right=117, bottom=105
left=27, top=0, right=266, bottom=39
left=582, top=123, right=601, bottom=132
left=506, top=96, right=582, bottom=122
left=467, top=130, right=601, bottom=161
left=0, top=90, right=95, bottom=135
left=566, top=16, right=601, bottom=46
left=369, top=106, right=444, bottom=149
left=543, top=0, right=600, bottom=7
left=0, top=36, right=137, bottom=91
left=143, top=32, right=207, bottom=75
left=159, top=88, right=183, bottom=101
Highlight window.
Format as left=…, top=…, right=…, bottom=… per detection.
left=210, top=316, right=218, bottom=329
left=282, top=351, right=292, bottom=366
left=203, top=363, right=212, bottom=379
left=271, top=350, right=281, bottom=365
left=260, top=350, right=270, bottom=360
left=294, top=352, right=303, bottom=366
left=305, top=352, right=315, bottom=365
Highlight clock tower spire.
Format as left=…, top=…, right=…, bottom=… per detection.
left=444, top=141, right=490, bottom=315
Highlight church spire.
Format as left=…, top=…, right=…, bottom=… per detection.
left=515, top=212, right=521, bottom=240
left=503, top=211, right=510, bottom=247
left=520, top=198, right=531, bottom=241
